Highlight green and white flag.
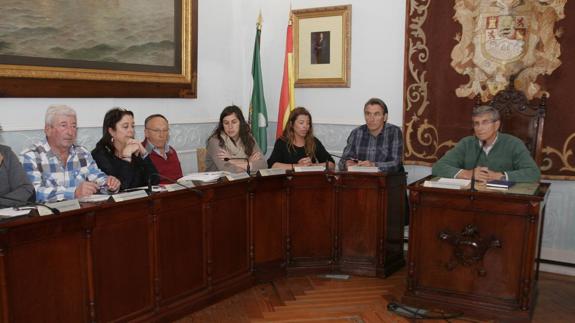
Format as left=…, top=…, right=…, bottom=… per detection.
left=249, top=15, right=268, bottom=154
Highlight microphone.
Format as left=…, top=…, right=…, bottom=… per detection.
left=0, top=195, right=61, bottom=216
left=148, top=173, right=203, bottom=197
left=223, top=157, right=251, bottom=175
left=470, top=139, right=485, bottom=192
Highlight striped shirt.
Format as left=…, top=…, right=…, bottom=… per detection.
left=339, top=123, right=404, bottom=172
left=20, top=140, right=109, bottom=202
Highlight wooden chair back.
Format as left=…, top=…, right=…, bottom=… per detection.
left=196, top=147, right=207, bottom=172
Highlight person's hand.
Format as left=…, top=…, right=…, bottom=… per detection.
left=75, top=181, right=99, bottom=198
left=474, top=167, right=490, bottom=183
left=216, top=149, right=232, bottom=160
left=457, top=167, right=495, bottom=182
left=485, top=169, right=505, bottom=181
left=106, top=176, right=121, bottom=192
left=249, top=152, right=263, bottom=162
left=357, top=160, right=374, bottom=167
left=122, top=139, right=145, bottom=157
left=297, top=157, right=312, bottom=166
left=345, top=159, right=358, bottom=168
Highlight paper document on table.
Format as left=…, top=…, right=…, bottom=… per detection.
left=258, top=168, right=286, bottom=176
left=423, top=177, right=470, bottom=190
left=164, top=180, right=195, bottom=192
left=224, top=172, right=250, bottom=181
left=0, top=207, right=32, bottom=217
left=78, top=194, right=111, bottom=203
left=437, top=178, right=471, bottom=186
left=293, top=165, right=326, bottom=172
left=178, top=172, right=224, bottom=183
left=347, top=166, right=380, bottom=173
left=112, top=190, right=148, bottom=202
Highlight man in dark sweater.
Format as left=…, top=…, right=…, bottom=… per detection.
left=432, top=105, right=540, bottom=183
left=142, top=114, right=183, bottom=184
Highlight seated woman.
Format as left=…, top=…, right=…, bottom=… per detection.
left=0, top=144, right=35, bottom=207
left=92, top=108, right=159, bottom=190
left=205, top=105, right=267, bottom=173
left=268, top=107, right=335, bottom=170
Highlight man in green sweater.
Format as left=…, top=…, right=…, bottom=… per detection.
left=432, top=105, right=540, bottom=183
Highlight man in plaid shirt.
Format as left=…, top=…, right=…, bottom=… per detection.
left=21, top=105, right=121, bottom=202
left=338, top=98, right=404, bottom=172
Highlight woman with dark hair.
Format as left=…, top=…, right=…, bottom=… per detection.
left=205, top=105, right=266, bottom=173
left=92, top=107, right=158, bottom=190
left=268, top=107, right=335, bottom=170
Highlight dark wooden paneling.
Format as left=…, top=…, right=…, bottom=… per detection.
left=404, top=176, right=549, bottom=321
left=0, top=173, right=406, bottom=322
left=251, top=175, right=287, bottom=280
left=209, top=182, right=250, bottom=285
left=155, top=191, right=206, bottom=304
left=337, top=173, right=406, bottom=277
left=337, top=175, right=379, bottom=272
left=4, top=232, right=88, bottom=322
left=92, top=200, right=154, bottom=322
left=287, top=173, right=335, bottom=269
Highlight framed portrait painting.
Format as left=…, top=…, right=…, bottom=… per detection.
left=292, top=5, right=351, bottom=88
left=0, top=0, right=197, bottom=98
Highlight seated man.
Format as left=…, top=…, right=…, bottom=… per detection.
left=432, top=105, right=540, bottom=183
left=0, top=144, right=35, bottom=207
left=339, top=98, right=404, bottom=172
left=21, top=105, right=121, bottom=202
left=142, top=114, right=183, bottom=183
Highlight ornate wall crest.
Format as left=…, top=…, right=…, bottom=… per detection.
left=451, top=0, right=566, bottom=101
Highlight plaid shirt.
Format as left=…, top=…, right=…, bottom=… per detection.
left=339, top=123, right=403, bottom=172
left=20, top=140, right=109, bottom=202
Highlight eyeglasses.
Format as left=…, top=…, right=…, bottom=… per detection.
left=146, top=128, right=169, bottom=134
left=472, top=119, right=497, bottom=128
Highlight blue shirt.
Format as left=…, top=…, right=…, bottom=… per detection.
left=339, top=123, right=404, bottom=172
left=20, top=140, right=110, bottom=202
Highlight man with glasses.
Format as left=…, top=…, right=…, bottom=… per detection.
left=432, top=105, right=540, bottom=182
left=142, top=114, right=183, bottom=183
left=339, top=98, right=403, bottom=172
left=20, top=105, right=121, bottom=202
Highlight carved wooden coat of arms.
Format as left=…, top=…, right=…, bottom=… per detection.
left=451, top=0, right=566, bottom=101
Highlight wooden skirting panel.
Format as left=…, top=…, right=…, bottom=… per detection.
left=0, top=172, right=406, bottom=322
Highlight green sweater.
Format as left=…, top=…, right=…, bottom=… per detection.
left=432, top=133, right=540, bottom=182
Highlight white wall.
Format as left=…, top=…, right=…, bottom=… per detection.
left=241, top=0, right=406, bottom=127
left=0, top=0, right=406, bottom=132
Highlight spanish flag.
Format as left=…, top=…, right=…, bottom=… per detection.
left=276, top=14, right=295, bottom=138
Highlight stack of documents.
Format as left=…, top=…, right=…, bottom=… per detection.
left=423, top=178, right=471, bottom=190
left=485, top=180, right=515, bottom=190
left=347, top=165, right=380, bottom=173
left=78, top=194, right=111, bottom=203
left=164, top=180, right=195, bottom=192
left=112, top=190, right=148, bottom=202
left=224, top=172, right=250, bottom=181
left=293, top=165, right=326, bottom=172
left=0, top=207, right=32, bottom=218
left=178, top=171, right=224, bottom=183
left=258, top=168, right=286, bottom=176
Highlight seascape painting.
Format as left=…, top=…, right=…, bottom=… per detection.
left=0, top=0, right=178, bottom=72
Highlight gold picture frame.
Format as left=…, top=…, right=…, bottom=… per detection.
left=0, top=0, right=197, bottom=98
left=292, top=5, right=351, bottom=88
